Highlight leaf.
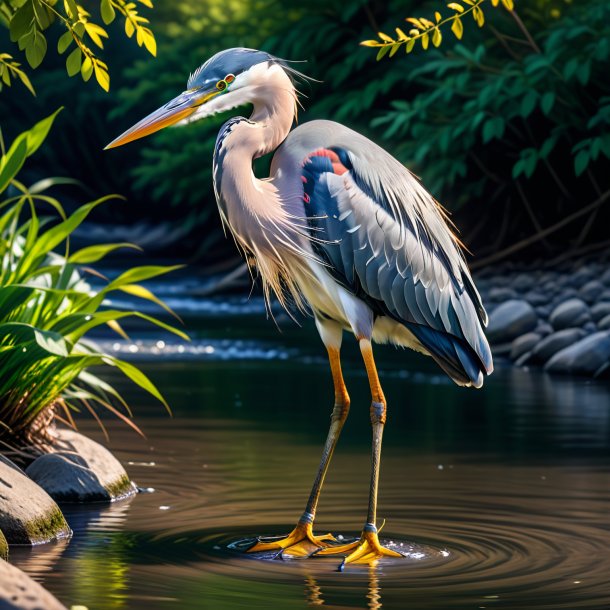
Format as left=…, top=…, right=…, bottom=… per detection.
left=25, top=108, right=63, bottom=157
left=520, top=91, right=537, bottom=118
left=378, top=31, right=394, bottom=43
left=125, top=18, right=135, bottom=38
left=0, top=135, right=28, bottom=195
left=25, top=30, right=47, bottom=69
left=421, top=33, right=430, bottom=50
left=451, top=17, right=464, bottom=39
left=376, top=45, right=390, bottom=61
left=432, top=28, right=442, bottom=47
left=100, top=0, right=116, bottom=25
left=541, top=92, right=555, bottom=115
left=448, top=3, right=464, bottom=12
left=406, top=38, right=416, bottom=53
left=57, top=30, right=73, bottom=54
left=34, top=329, right=68, bottom=357
left=501, top=0, right=514, bottom=9
left=574, top=150, right=589, bottom=176
left=81, top=56, right=93, bottom=81
left=66, top=48, right=82, bottom=76
left=141, top=28, right=156, bottom=56
left=94, top=63, right=110, bottom=91
left=361, top=40, right=382, bottom=47
left=68, top=242, right=140, bottom=264
left=389, top=43, right=401, bottom=57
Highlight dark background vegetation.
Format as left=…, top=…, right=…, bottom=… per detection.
left=2, top=0, right=609, bottom=273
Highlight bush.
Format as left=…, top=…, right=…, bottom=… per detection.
left=0, top=110, right=185, bottom=447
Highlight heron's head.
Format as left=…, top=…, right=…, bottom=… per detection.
left=105, top=47, right=301, bottom=149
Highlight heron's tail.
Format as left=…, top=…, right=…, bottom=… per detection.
left=407, top=323, right=492, bottom=388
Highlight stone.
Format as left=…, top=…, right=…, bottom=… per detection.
left=600, top=267, right=610, bottom=286
left=567, top=267, right=594, bottom=289
left=530, top=328, right=587, bottom=364
left=0, top=530, right=7, bottom=560
left=549, top=298, right=590, bottom=330
left=0, top=559, right=68, bottom=610
left=579, top=280, right=605, bottom=304
left=545, top=331, right=610, bottom=376
left=488, top=287, right=517, bottom=302
left=535, top=321, right=553, bottom=336
left=525, top=291, right=549, bottom=306
left=512, top=273, right=536, bottom=292
left=598, top=289, right=610, bottom=302
left=510, top=332, right=541, bottom=361
left=535, top=305, right=551, bottom=319
left=0, top=457, right=71, bottom=545
left=486, top=299, right=538, bottom=344
left=591, top=302, right=610, bottom=322
left=26, top=429, right=136, bottom=503
left=598, top=314, right=610, bottom=331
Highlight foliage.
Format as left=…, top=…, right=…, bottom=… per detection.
left=0, top=110, right=186, bottom=444
left=362, top=0, right=514, bottom=58
left=0, top=0, right=156, bottom=94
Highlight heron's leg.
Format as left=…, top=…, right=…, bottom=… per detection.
left=316, top=338, right=403, bottom=566
left=248, top=337, right=350, bottom=557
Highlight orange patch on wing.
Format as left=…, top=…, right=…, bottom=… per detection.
left=311, top=149, right=349, bottom=176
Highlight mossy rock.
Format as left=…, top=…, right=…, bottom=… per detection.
left=26, top=428, right=137, bottom=503
left=0, top=455, right=71, bottom=545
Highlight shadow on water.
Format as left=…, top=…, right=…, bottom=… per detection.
left=9, top=308, right=610, bottom=609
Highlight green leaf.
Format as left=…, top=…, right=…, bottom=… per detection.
left=541, top=92, right=555, bottom=116
left=57, top=31, right=73, bottom=54
left=101, top=0, right=116, bottom=25
left=25, top=30, right=47, bottom=69
left=574, top=150, right=589, bottom=176
left=68, top=242, right=140, bottom=264
left=0, top=135, right=28, bottom=195
left=520, top=91, right=537, bottom=118
left=376, top=45, right=390, bottom=61
left=25, top=108, right=63, bottom=157
left=34, top=329, right=68, bottom=357
left=9, top=3, right=34, bottom=43
left=66, top=48, right=82, bottom=77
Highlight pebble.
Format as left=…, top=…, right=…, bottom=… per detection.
left=591, top=302, right=610, bottom=322
left=598, top=314, right=610, bottom=331
left=486, top=300, right=538, bottom=344
left=530, top=328, right=587, bottom=364
left=510, top=333, right=541, bottom=361
left=580, top=280, right=605, bottom=304
left=545, top=331, right=610, bottom=376
left=549, top=298, right=591, bottom=330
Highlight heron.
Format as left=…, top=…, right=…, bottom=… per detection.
left=106, top=48, right=493, bottom=567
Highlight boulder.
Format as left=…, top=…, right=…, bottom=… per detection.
left=0, top=559, right=68, bottom=610
left=545, top=331, right=610, bottom=376
left=549, top=298, right=590, bottom=330
left=488, top=286, right=517, bottom=302
left=598, top=314, right=610, bottom=331
left=487, top=299, right=538, bottom=344
left=591, top=302, right=610, bottom=322
left=0, top=456, right=71, bottom=545
left=579, top=280, right=605, bottom=304
left=510, top=332, right=541, bottom=361
left=26, top=429, right=136, bottom=503
left=530, top=328, right=587, bottom=364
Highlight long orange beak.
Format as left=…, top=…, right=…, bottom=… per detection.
left=104, top=88, right=219, bottom=149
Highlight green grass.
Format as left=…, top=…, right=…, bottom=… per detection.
left=0, top=110, right=186, bottom=446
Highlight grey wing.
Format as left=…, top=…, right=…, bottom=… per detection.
left=279, top=121, right=493, bottom=387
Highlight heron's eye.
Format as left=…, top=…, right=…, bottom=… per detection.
left=216, top=79, right=227, bottom=91
left=225, top=73, right=236, bottom=84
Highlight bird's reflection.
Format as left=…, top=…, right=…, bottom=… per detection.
left=305, top=565, right=382, bottom=609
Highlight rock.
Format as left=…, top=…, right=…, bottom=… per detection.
left=598, top=289, right=610, bottom=303
left=567, top=267, right=594, bottom=289
left=512, top=273, right=535, bottom=292
left=525, top=291, right=549, bottom=307
left=0, top=559, right=68, bottom=609
left=510, top=332, right=541, bottom=361
left=26, top=429, right=136, bottom=503
left=591, top=302, right=610, bottom=322
left=486, top=300, right=538, bottom=344
left=549, top=298, right=590, bottom=330
left=600, top=267, right=610, bottom=286
left=530, top=328, right=587, bottom=364
left=488, top=286, right=517, bottom=302
left=583, top=321, right=597, bottom=333
left=0, top=457, right=71, bottom=545
left=598, top=314, right=610, bottom=331
left=545, top=331, right=610, bottom=376
left=0, top=530, right=7, bottom=560
left=535, top=321, right=553, bottom=336
left=535, top=305, right=551, bottom=319
left=579, top=280, right=605, bottom=304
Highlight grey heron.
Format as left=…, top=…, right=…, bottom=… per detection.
left=106, top=48, right=493, bottom=567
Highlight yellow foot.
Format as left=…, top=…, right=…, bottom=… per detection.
left=314, top=525, right=404, bottom=568
left=247, top=519, right=336, bottom=558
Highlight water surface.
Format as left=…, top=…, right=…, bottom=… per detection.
left=10, top=310, right=610, bottom=610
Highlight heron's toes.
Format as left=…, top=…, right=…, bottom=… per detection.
left=318, top=529, right=404, bottom=568
left=247, top=521, right=336, bottom=558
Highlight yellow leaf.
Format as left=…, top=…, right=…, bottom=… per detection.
left=406, top=17, right=425, bottom=29
left=141, top=28, right=156, bottom=55
left=451, top=16, right=464, bottom=39
left=473, top=6, right=485, bottom=26
left=94, top=63, right=109, bottom=91
left=389, top=42, right=401, bottom=57
left=421, top=32, right=429, bottom=50
left=491, top=0, right=499, bottom=5
left=406, top=38, right=416, bottom=53
left=125, top=18, right=135, bottom=38
left=138, top=0, right=153, bottom=7
left=447, top=2, right=464, bottom=12
left=395, top=27, right=408, bottom=41
left=361, top=40, right=382, bottom=47
left=409, top=28, right=419, bottom=36
left=378, top=31, right=394, bottom=42
left=435, top=11, right=442, bottom=22
left=501, top=0, right=514, bottom=9
left=432, top=28, right=442, bottom=47
left=420, top=17, right=435, bottom=28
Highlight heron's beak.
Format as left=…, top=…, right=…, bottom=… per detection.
left=104, top=88, right=219, bottom=150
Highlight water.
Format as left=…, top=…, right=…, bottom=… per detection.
left=9, top=308, right=610, bottom=610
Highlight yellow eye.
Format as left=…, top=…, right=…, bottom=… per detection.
left=216, top=80, right=227, bottom=91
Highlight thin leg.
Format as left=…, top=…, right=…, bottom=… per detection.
left=316, top=338, right=403, bottom=566
left=248, top=344, right=350, bottom=557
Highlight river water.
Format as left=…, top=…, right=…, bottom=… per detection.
left=9, top=295, right=610, bottom=610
